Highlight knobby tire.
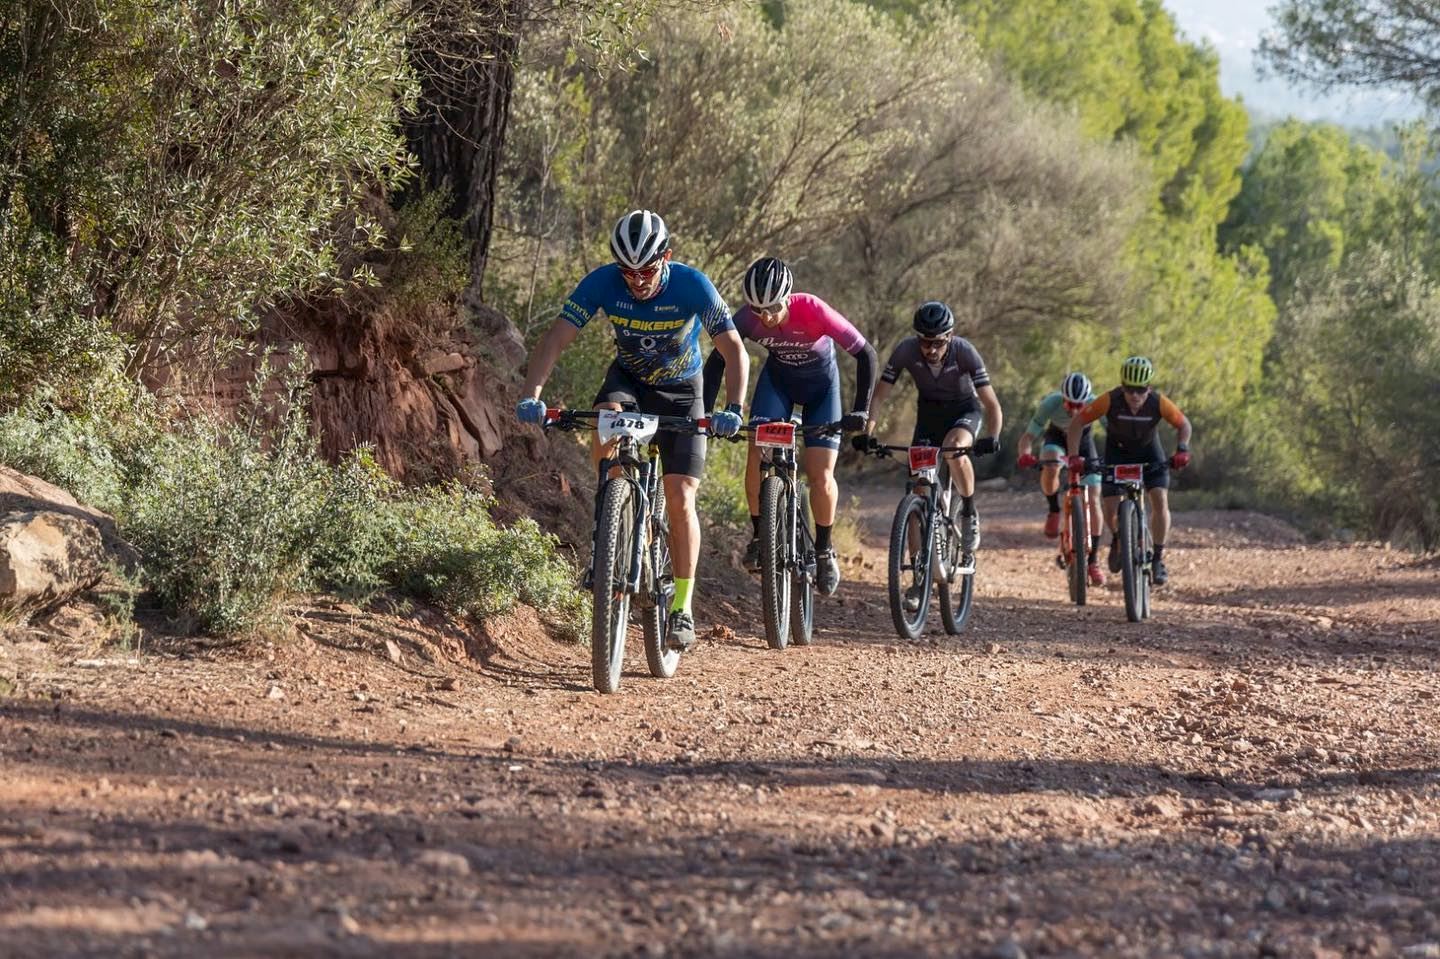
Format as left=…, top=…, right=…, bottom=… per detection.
left=759, top=476, right=792, bottom=650
left=888, top=493, right=932, bottom=640
left=592, top=479, right=635, bottom=693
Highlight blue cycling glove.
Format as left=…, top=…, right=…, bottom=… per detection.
left=516, top=398, right=547, bottom=425
left=710, top=403, right=743, bottom=438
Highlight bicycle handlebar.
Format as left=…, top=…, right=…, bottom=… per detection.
left=863, top=442, right=975, bottom=460
left=542, top=408, right=711, bottom=434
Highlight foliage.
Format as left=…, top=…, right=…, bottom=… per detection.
left=1261, top=1, right=1440, bottom=109
left=491, top=0, right=1142, bottom=378
left=1, top=0, right=417, bottom=380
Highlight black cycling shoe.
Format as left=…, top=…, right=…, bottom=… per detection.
left=1152, top=558, right=1169, bottom=586
left=743, top=536, right=762, bottom=572
left=816, top=548, right=841, bottom=596
left=666, top=611, right=697, bottom=652
left=1107, top=537, right=1122, bottom=574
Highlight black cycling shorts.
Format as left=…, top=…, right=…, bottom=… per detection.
left=593, top=362, right=706, bottom=479
left=1102, top=439, right=1169, bottom=496
left=1043, top=424, right=1102, bottom=476
left=912, top=399, right=984, bottom=447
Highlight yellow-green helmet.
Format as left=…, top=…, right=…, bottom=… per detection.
left=1121, top=355, right=1154, bottom=387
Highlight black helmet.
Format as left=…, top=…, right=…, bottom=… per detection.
left=610, top=209, right=670, bottom=269
left=743, top=256, right=794, bottom=310
left=912, top=301, right=955, bottom=337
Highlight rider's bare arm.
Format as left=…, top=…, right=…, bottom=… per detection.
left=521, top=318, right=582, bottom=400
left=977, top=383, right=1003, bottom=439
left=712, top=328, right=749, bottom=409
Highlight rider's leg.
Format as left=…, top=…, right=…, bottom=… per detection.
left=1085, top=481, right=1104, bottom=563
left=745, top=440, right=762, bottom=535
left=804, top=446, right=839, bottom=542
left=1149, top=485, right=1171, bottom=556
left=664, top=473, right=701, bottom=609
left=590, top=401, right=624, bottom=475
left=1040, top=444, right=1063, bottom=537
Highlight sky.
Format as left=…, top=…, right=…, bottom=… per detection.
left=1163, top=0, right=1423, bottom=127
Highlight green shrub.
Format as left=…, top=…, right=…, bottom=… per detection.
left=0, top=401, right=126, bottom=513
left=121, top=382, right=333, bottom=635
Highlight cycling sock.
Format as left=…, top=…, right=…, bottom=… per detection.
left=960, top=496, right=976, bottom=516
left=1046, top=493, right=1060, bottom=512
left=1089, top=535, right=1100, bottom=563
left=671, top=578, right=694, bottom=615
left=815, top=523, right=832, bottom=552
left=1152, top=543, right=1165, bottom=563
left=750, top=514, right=761, bottom=536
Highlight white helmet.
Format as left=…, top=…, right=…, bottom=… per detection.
left=743, top=256, right=794, bottom=310
left=1061, top=371, right=1092, bottom=404
left=610, top=209, right=670, bottom=269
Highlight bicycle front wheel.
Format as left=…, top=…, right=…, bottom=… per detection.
left=591, top=478, right=635, bottom=692
left=888, top=493, right=932, bottom=640
left=938, top=496, right=974, bottom=635
left=642, top=483, right=679, bottom=679
left=790, top=488, right=815, bottom=647
left=759, top=475, right=792, bottom=650
left=1068, top=497, right=1087, bottom=607
left=1118, top=498, right=1143, bottom=623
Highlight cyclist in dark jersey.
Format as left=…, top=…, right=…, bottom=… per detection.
left=702, top=257, right=877, bottom=595
left=1066, top=355, right=1192, bottom=586
left=517, top=210, right=750, bottom=651
left=858, top=301, right=1003, bottom=574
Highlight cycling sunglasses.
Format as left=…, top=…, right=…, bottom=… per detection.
left=918, top=335, right=949, bottom=349
left=1122, top=385, right=1150, bottom=396
left=619, top=261, right=664, bottom=281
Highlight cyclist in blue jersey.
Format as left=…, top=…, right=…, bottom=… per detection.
left=702, top=257, right=878, bottom=595
left=517, top=210, right=749, bottom=652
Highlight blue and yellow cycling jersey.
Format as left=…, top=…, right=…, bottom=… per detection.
left=561, top=262, right=734, bottom=386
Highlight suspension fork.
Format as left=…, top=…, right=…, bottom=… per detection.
left=626, top=459, right=653, bottom=594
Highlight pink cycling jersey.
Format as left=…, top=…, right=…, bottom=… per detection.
left=732, top=292, right=868, bottom=379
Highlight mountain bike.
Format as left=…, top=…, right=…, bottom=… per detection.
left=544, top=408, right=708, bottom=693
left=1111, top=462, right=1153, bottom=622
left=744, top=418, right=844, bottom=650
left=1028, top=460, right=1091, bottom=606
left=863, top=441, right=979, bottom=639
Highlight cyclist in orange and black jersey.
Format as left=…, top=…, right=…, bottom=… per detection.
left=1065, top=355, right=1192, bottom=586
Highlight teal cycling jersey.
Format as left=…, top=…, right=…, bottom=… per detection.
left=1026, top=390, right=1096, bottom=435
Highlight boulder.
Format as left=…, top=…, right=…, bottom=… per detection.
left=0, top=467, right=130, bottom=615
left=0, top=511, right=105, bottom=613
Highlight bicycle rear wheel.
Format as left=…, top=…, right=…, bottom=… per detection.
left=642, top=483, right=679, bottom=679
left=1068, top=497, right=1087, bottom=606
left=1118, top=498, right=1143, bottom=623
left=759, top=475, right=792, bottom=649
left=888, top=493, right=932, bottom=640
left=591, top=478, right=635, bottom=692
left=790, top=488, right=815, bottom=647
left=939, top=496, right=974, bottom=634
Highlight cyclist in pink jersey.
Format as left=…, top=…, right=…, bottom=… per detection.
left=704, top=257, right=877, bottom=594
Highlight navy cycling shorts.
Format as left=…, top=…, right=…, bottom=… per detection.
left=750, top=362, right=843, bottom=451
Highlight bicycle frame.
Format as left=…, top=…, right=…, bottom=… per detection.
left=753, top=420, right=806, bottom=582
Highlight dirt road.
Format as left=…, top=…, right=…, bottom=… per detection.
left=3, top=488, right=1439, bottom=957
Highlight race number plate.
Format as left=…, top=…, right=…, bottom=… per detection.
left=596, top=410, right=660, bottom=444
left=909, top=446, right=940, bottom=471
left=1113, top=464, right=1144, bottom=482
left=754, top=421, right=797, bottom=448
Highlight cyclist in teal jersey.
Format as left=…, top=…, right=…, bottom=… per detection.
left=517, top=210, right=749, bottom=651
left=1016, top=371, right=1105, bottom=587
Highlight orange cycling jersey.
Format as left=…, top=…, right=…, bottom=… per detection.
left=1078, top=388, right=1185, bottom=453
